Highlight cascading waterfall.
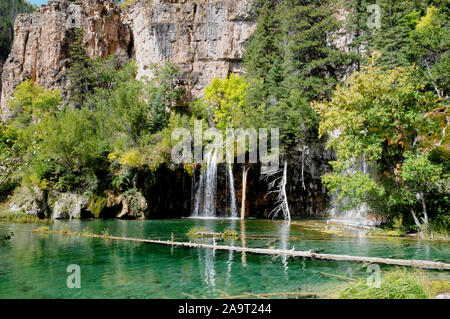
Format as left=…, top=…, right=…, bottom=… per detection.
left=203, top=149, right=218, bottom=217
left=193, top=149, right=218, bottom=217
left=192, top=148, right=237, bottom=218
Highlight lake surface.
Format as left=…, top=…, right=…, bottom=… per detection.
left=0, top=219, right=449, bottom=298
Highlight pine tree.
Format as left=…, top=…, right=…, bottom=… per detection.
left=244, top=0, right=355, bottom=147
left=67, top=28, right=94, bottom=107
left=243, top=1, right=283, bottom=100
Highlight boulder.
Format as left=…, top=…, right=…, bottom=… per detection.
left=51, top=192, right=91, bottom=219
left=8, top=185, right=49, bottom=218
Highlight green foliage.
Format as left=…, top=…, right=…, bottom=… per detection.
left=147, top=63, right=184, bottom=133
left=39, top=107, right=109, bottom=190
left=196, top=73, right=249, bottom=131
left=243, top=0, right=355, bottom=150
left=1, top=80, right=61, bottom=194
left=407, top=5, right=450, bottom=97
left=340, top=269, right=429, bottom=299
left=313, top=59, right=446, bottom=225
left=347, top=1, right=449, bottom=97
left=67, top=28, right=93, bottom=106
left=8, top=79, right=61, bottom=124
left=88, top=194, right=107, bottom=218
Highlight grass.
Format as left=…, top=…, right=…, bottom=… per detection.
left=427, top=279, right=450, bottom=297
left=2, top=211, right=52, bottom=224
left=369, top=228, right=405, bottom=237
left=186, top=226, right=211, bottom=237
left=186, top=226, right=240, bottom=239
left=33, top=225, right=104, bottom=238
left=340, top=268, right=430, bottom=299
left=101, top=229, right=111, bottom=238
left=0, top=205, right=52, bottom=224
left=223, top=229, right=239, bottom=238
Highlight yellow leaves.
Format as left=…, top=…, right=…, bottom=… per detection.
left=23, top=172, right=48, bottom=190
left=8, top=79, right=62, bottom=120
left=118, top=149, right=144, bottom=168
left=416, top=6, right=440, bottom=32
left=203, top=73, right=248, bottom=131
left=107, top=152, right=119, bottom=162
left=39, top=179, right=48, bottom=190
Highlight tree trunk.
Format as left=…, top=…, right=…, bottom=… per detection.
left=281, top=161, right=291, bottom=222
left=241, top=166, right=249, bottom=220
left=420, top=191, right=433, bottom=238
left=410, top=207, right=424, bottom=237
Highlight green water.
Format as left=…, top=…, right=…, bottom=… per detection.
left=0, top=219, right=449, bottom=298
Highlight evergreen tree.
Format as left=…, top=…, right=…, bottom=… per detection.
left=67, top=28, right=94, bottom=107
left=244, top=0, right=355, bottom=148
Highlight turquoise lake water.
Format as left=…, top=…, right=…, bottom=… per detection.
left=0, top=219, right=449, bottom=298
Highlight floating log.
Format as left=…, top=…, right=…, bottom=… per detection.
left=60, top=232, right=450, bottom=270
left=15, top=226, right=449, bottom=270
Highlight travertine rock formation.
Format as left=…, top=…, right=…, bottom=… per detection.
left=1, top=0, right=256, bottom=116
left=0, top=0, right=132, bottom=116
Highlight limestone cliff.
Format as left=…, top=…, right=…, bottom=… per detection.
left=1, top=0, right=256, bottom=115
left=125, top=0, right=256, bottom=99
left=0, top=0, right=132, bottom=116
left=0, top=0, right=35, bottom=104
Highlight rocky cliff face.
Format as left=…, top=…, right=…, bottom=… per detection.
left=125, top=0, right=256, bottom=99
left=1, top=0, right=255, bottom=115
left=0, top=0, right=132, bottom=116
left=0, top=0, right=35, bottom=105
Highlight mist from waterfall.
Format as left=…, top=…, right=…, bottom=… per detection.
left=329, top=153, right=377, bottom=226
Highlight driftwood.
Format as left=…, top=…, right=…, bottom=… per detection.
left=39, top=230, right=450, bottom=270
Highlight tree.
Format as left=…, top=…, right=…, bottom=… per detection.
left=196, top=73, right=249, bottom=131
left=147, top=63, right=183, bottom=133
left=313, top=58, right=444, bottom=234
left=67, top=28, right=94, bottom=107
left=1, top=80, right=61, bottom=191
left=407, top=5, right=450, bottom=98
left=401, top=151, right=447, bottom=237
left=0, top=0, right=35, bottom=61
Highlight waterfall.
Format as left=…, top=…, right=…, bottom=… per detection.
left=204, top=149, right=218, bottom=217
left=193, top=149, right=218, bottom=217
left=329, top=153, right=377, bottom=227
left=226, top=150, right=237, bottom=218
left=192, top=148, right=238, bottom=218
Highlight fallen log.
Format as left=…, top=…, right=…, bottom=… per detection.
left=37, top=229, right=450, bottom=270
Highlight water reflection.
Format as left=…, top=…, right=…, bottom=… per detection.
left=1, top=219, right=449, bottom=298
left=278, top=221, right=290, bottom=280
left=240, top=221, right=247, bottom=267
left=225, top=219, right=236, bottom=287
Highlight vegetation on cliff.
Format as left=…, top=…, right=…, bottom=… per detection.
left=0, top=0, right=448, bottom=232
